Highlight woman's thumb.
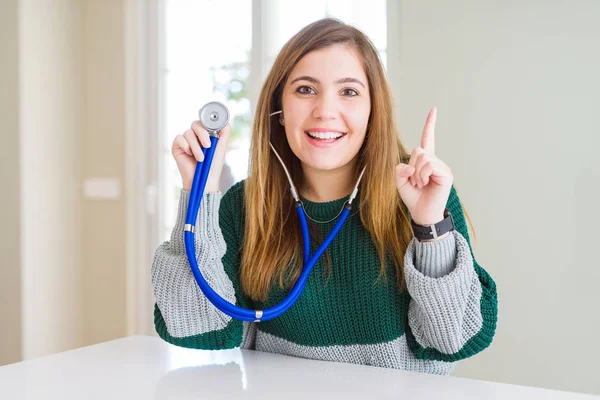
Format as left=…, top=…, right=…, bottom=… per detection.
left=395, top=163, right=415, bottom=190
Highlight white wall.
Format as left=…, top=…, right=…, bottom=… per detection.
left=0, top=0, right=130, bottom=363
left=0, top=0, right=22, bottom=367
left=390, top=0, right=600, bottom=395
left=19, top=0, right=84, bottom=359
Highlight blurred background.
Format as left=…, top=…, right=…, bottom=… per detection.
left=1, top=0, right=599, bottom=396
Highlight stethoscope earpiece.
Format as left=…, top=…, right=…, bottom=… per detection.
left=269, top=110, right=285, bottom=126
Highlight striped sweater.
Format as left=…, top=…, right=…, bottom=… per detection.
left=151, top=180, right=497, bottom=374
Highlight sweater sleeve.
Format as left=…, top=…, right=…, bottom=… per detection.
left=152, top=183, right=254, bottom=350
left=403, top=186, right=498, bottom=361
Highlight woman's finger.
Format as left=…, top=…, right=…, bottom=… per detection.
left=429, top=162, right=453, bottom=186
left=414, top=153, right=430, bottom=188
left=173, top=134, right=193, bottom=157
left=421, top=107, right=436, bottom=154
left=419, top=162, right=434, bottom=187
left=408, top=147, right=425, bottom=187
left=191, top=120, right=212, bottom=149
left=395, top=163, right=415, bottom=192
left=414, top=154, right=451, bottom=188
left=183, top=129, right=204, bottom=162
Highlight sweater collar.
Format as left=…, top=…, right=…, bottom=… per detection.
left=299, top=191, right=359, bottom=222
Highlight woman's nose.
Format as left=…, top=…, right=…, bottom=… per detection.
left=311, top=94, right=338, bottom=120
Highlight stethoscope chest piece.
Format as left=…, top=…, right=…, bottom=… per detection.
left=199, top=101, right=230, bottom=133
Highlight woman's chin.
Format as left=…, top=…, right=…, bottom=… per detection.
left=301, top=158, right=347, bottom=172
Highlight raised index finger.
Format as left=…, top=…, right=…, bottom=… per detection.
left=421, top=107, right=437, bottom=154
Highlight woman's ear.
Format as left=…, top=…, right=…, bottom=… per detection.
left=279, top=115, right=285, bottom=126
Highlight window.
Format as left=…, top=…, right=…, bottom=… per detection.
left=162, top=0, right=253, bottom=241
left=161, top=0, right=386, bottom=241
left=261, top=0, right=387, bottom=74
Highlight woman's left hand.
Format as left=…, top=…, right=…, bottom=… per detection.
left=395, top=107, right=453, bottom=226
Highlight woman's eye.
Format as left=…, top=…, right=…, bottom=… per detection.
left=341, top=88, right=359, bottom=97
left=296, top=86, right=315, bottom=95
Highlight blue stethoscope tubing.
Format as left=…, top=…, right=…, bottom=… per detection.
left=184, top=136, right=353, bottom=323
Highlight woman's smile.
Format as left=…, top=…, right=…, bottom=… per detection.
left=304, top=127, right=348, bottom=148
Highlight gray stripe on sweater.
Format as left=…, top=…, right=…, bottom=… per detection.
left=254, top=329, right=454, bottom=375
left=405, top=230, right=483, bottom=355
left=151, top=190, right=235, bottom=338
left=242, top=322, right=258, bottom=350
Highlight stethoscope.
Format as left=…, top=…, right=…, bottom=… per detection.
left=184, top=102, right=366, bottom=322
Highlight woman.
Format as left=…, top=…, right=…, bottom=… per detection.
left=152, top=18, right=497, bottom=375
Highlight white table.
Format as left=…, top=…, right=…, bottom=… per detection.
left=0, top=335, right=597, bottom=399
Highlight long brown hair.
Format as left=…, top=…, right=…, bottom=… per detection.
left=241, top=19, right=414, bottom=301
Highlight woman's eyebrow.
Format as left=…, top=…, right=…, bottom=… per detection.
left=335, top=77, right=366, bottom=88
left=290, top=75, right=366, bottom=88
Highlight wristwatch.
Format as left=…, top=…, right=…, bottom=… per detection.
left=410, top=209, right=455, bottom=241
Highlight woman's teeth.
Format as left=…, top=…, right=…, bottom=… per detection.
left=306, top=131, right=344, bottom=140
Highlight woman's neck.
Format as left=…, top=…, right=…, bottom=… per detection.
left=299, top=159, right=357, bottom=202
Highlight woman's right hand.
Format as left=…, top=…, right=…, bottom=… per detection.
left=171, top=120, right=232, bottom=192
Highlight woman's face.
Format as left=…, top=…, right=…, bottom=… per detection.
left=281, top=44, right=371, bottom=173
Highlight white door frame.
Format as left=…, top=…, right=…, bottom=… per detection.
left=124, top=0, right=164, bottom=336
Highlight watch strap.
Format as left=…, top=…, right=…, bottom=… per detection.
left=410, top=209, right=455, bottom=241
